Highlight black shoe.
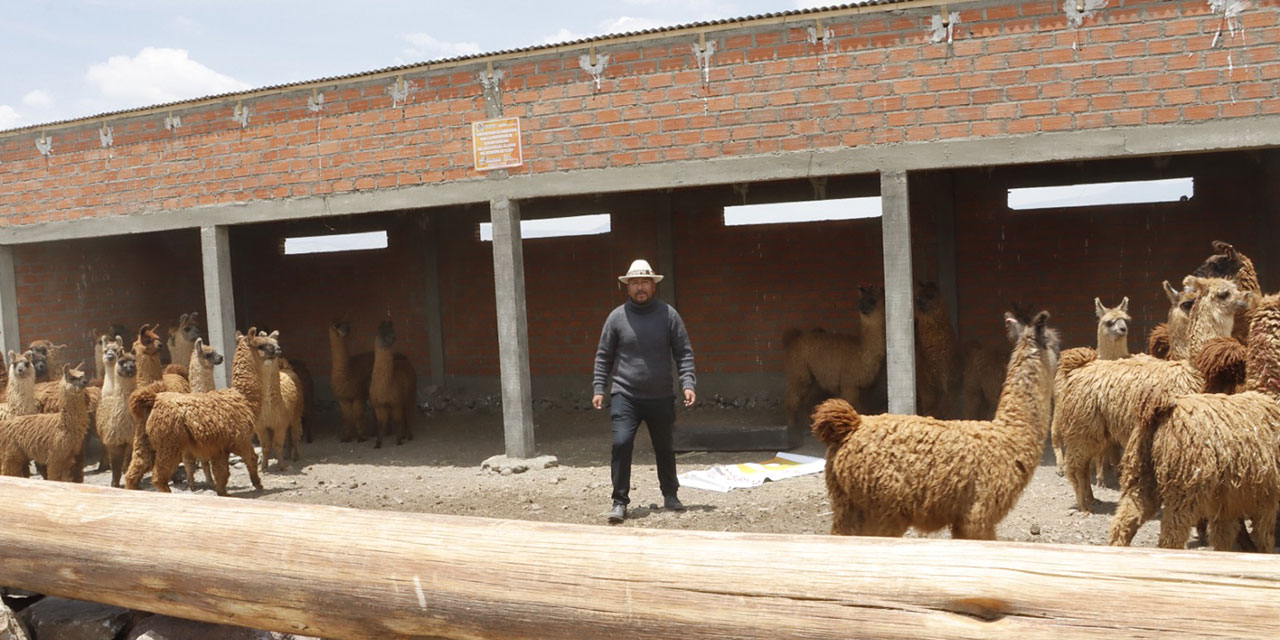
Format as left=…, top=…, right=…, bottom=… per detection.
left=663, top=495, right=686, bottom=512
left=607, top=503, right=627, bottom=524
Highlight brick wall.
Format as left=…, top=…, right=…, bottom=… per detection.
left=1, top=0, right=1277, bottom=224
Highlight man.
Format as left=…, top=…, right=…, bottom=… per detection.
left=592, top=259, right=697, bottom=525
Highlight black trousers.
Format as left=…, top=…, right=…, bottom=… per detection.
left=610, top=393, right=679, bottom=505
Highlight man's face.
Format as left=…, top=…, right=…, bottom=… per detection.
left=625, top=278, right=656, bottom=304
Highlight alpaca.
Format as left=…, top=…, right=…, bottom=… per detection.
left=0, top=351, right=39, bottom=422
left=370, top=320, right=418, bottom=448
left=1054, top=277, right=1251, bottom=512
left=124, top=329, right=268, bottom=496
left=1148, top=281, right=1198, bottom=361
left=1050, top=297, right=1131, bottom=477
left=134, top=323, right=190, bottom=392
left=913, top=282, right=961, bottom=418
left=957, top=303, right=1034, bottom=420
left=0, top=363, right=91, bottom=481
left=1109, top=293, right=1280, bottom=551
left=782, top=286, right=886, bottom=430
left=254, top=330, right=303, bottom=472
left=165, top=312, right=201, bottom=370
left=1193, top=240, right=1261, bottom=344
left=279, top=357, right=315, bottom=445
left=28, top=340, right=68, bottom=383
left=810, top=310, right=1059, bottom=540
left=96, top=351, right=139, bottom=488
left=188, top=337, right=223, bottom=393
left=329, top=320, right=374, bottom=443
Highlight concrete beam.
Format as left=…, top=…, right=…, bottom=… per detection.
left=0, top=246, right=20, bottom=356
left=880, top=171, right=917, bottom=415
left=489, top=197, right=536, bottom=458
left=5, top=117, right=1280, bottom=245
left=200, top=226, right=237, bottom=389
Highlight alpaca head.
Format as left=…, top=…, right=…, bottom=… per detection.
left=175, top=312, right=201, bottom=344
left=136, top=323, right=162, bottom=355
left=28, top=349, right=48, bottom=380
left=856, top=285, right=884, bottom=317
left=1193, top=241, right=1248, bottom=281
left=61, top=362, right=88, bottom=390
left=192, top=338, right=224, bottom=369
left=914, top=282, right=944, bottom=315
left=377, top=320, right=396, bottom=349
left=1094, top=296, right=1131, bottom=346
left=1183, top=276, right=1251, bottom=354
left=255, top=330, right=282, bottom=361
left=1005, top=310, right=1061, bottom=384
left=101, top=335, right=125, bottom=367
left=7, top=350, right=34, bottom=380
left=116, top=352, right=138, bottom=380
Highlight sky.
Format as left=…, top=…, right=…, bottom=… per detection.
left=0, top=0, right=829, bottom=131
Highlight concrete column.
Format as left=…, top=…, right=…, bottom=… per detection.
left=880, top=171, right=917, bottom=415
left=200, top=226, right=238, bottom=389
left=0, top=245, right=20, bottom=357
left=421, top=216, right=446, bottom=388
left=489, top=197, right=536, bottom=458
left=655, top=193, right=678, bottom=307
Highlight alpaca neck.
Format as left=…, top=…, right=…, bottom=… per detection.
left=1236, top=262, right=1261, bottom=295
left=372, top=341, right=394, bottom=394
left=135, top=347, right=163, bottom=385
left=329, top=331, right=351, bottom=378
left=59, top=383, right=90, bottom=438
left=5, top=371, right=36, bottom=415
left=102, top=362, right=118, bottom=396
left=862, top=312, right=888, bottom=370
left=94, top=348, right=106, bottom=382
left=1096, top=329, right=1129, bottom=360
left=992, top=339, right=1053, bottom=443
left=171, top=338, right=195, bottom=372
left=231, top=341, right=262, bottom=413
left=189, top=350, right=216, bottom=393
left=1245, top=304, right=1280, bottom=397
left=115, top=374, right=137, bottom=398
left=259, top=359, right=282, bottom=407
left=916, top=310, right=958, bottom=377
left=1186, top=307, right=1236, bottom=361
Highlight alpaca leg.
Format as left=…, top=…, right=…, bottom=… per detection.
left=45, top=459, right=70, bottom=482
left=235, top=439, right=264, bottom=491
left=399, top=400, right=413, bottom=443
left=953, top=521, right=997, bottom=541
left=271, top=425, right=290, bottom=471
left=184, top=455, right=201, bottom=490
left=124, top=444, right=154, bottom=490
left=1157, top=505, right=1195, bottom=549
left=289, top=417, right=302, bottom=461
left=1065, top=449, right=1097, bottom=513
left=1250, top=508, right=1277, bottom=553
left=210, top=456, right=232, bottom=497
left=1051, top=420, right=1066, bottom=478
left=1209, top=518, right=1244, bottom=552
left=150, top=455, right=178, bottom=493
left=108, top=445, right=126, bottom=489
left=828, top=494, right=864, bottom=536
left=202, top=460, right=214, bottom=485
left=373, top=405, right=389, bottom=449
left=393, top=405, right=407, bottom=446
left=1108, top=486, right=1158, bottom=546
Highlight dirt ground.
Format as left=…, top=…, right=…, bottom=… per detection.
left=80, top=405, right=1164, bottom=548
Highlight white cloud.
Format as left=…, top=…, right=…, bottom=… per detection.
left=399, top=33, right=482, bottom=62
left=22, top=90, right=53, bottom=109
left=543, top=28, right=588, bottom=44
left=84, top=47, right=252, bottom=112
left=0, top=105, right=21, bottom=130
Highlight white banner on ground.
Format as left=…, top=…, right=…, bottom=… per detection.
left=677, top=452, right=825, bottom=493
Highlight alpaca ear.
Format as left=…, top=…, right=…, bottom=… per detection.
left=114, top=335, right=124, bottom=346
left=1119, top=296, right=1129, bottom=313
left=1095, top=297, right=1105, bottom=318
left=6, top=350, right=14, bottom=362
left=194, top=337, right=203, bottom=348
left=268, top=330, right=280, bottom=339
left=179, top=313, right=188, bottom=325
left=1162, top=280, right=1179, bottom=304
left=1182, top=275, right=1200, bottom=291
left=1212, top=240, right=1234, bottom=259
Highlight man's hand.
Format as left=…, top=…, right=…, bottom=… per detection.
left=683, top=388, right=696, bottom=407
left=592, top=394, right=604, bottom=410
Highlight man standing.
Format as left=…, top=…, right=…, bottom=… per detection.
left=593, top=259, right=697, bottom=525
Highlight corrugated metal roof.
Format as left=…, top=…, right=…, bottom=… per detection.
left=1, top=1, right=917, bottom=134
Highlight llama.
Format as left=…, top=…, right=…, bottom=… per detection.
left=165, top=312, right=201, bottom=370
left=28, top=340, right=68, bottom=383
left=279, top=357, right=314, bottom=446
left=124, top=329, right=268, bottom=496
left=0, top=363, right=91, bottom=481
left=188, top=337, right=223, bottom=393
left=914, top=282, right=961, bottom=418
left=1054, top=277, right=1251, bottom=512
left=0, top=351, right=38, bottom=422
left=134, top=323, right=190, bottom=392
left=782, top=286, right=886, bottom=431
left=810, top=310, right=1059, bottom=539
left=1193, top=240, right=1261, bottom=345
left=1109, top=293, right=1280, bottom=551
left=97, top=351, right=139, bottom=488
left=370, top=320, right=418, bottom=448
left=329, top=320, right=374, bottom=443
left=254, top=330, right=303, bottom=471
left=958, top=303, right=1033, bottom=420
left=1050, top=296, right=1131, bottom=478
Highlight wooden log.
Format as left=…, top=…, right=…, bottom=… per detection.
left=1, top=477, right=1280, bottom=639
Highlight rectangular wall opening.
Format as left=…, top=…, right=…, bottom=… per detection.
left=1007, top=177, right=1194, bottom=210
left=479, top=213, right=610, bottom=241
left=723, top=197, right=883, bottom=226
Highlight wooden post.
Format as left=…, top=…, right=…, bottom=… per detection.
left=2, top=478, right=1280, bottom=639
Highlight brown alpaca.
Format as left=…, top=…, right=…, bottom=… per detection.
left=1109, top=293, right=1280, bottom=551
left=97, top=351, right=139, bottom=488
left=1193, top=240, right=1261, bottom=344
left=329, top=320, right=374, bottom=443
left=188, top=337, right=223, bottom=393
left=810, top=311, right=1059, bottom=540
left=124, top=329, right=268, bottom=496
left=782, top=286, right=886, bottom=430
left=958, top=303, right=1033, bottom=420
left=165, top=312, right=202, bottom=370
left=254, top=330, right=304, bottom=471
left=1054, top=277, right=1251, bottom=512
left=1050, top=297, right=1131, bottom=478
left=0, top=363, right=91, bottom=481
left=133, top=323, right=190, bottom=393
left=27, top=339, right=69, bottom=383
left=913, top=282, right=961, bottom=418
left=279, top=357, right=315, bottom=446
left=370, top=320, right=418, bottom=448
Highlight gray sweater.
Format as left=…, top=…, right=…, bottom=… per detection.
left=593, top=298, right=696, bottom=400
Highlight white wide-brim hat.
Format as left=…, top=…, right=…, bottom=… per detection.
left=619, top=259, right=663, bottom=283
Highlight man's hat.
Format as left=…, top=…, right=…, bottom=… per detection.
left=618, top=259, right=663, bottom=283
